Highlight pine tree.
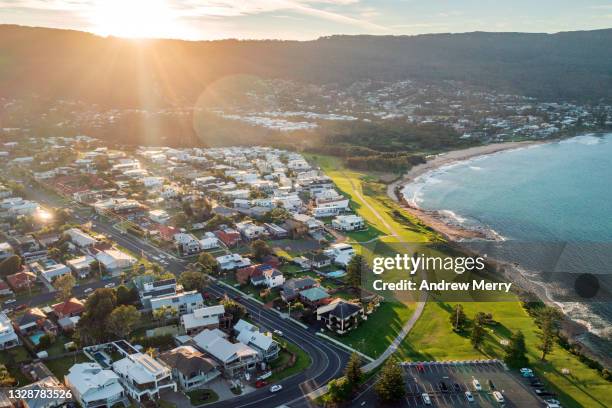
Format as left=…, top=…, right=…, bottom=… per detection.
left=346, top=255, right=364, bottom=288
left=345, top=353, right=363, bottom=389
left=471, top=323, right=485, bottom=349
left=504, top=330, right=528, bottom=368
left=375, top=359, right=406, bottom=402
left=450, top=304, right=467, bottom=331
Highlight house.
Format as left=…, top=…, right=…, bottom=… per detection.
left=174, top=233, right=201, bottom=255
left=180, top=305, right=229, bottom=335
left=291, top=213, right=324, bottom=233
left=214, top=227, right=242, bottom=247
left=324, top=243, right=356, bottom=267
left=0, top=242, right=13, bottom=260
left=264, top=223, right=288, bottom=239
left=95, top=249, right=137, bottom=272
left=112, top=352, right=177, bottom=402
left=317, top=299, right=365, bottom=335
left=312, top=191, right=350, bottom=218
left=192, top=329, right=260, bottom=379
left=52, top=298, right=85, bottom=318
left=15, top=307, right=56, bottom=335
left=280, top=277, right=318, bottom=302
left=250, top=267, right=285, bottom=289
left=138, top=278, right=177, bottom=304
left=216, top=253, right=251, bottom=271
left=17, top=375, right=70, bottom=408
left=30, top=260, right=71, bottom=283
left=65, top=228, right=97, bottom=248
left=331, top=214, right=365, bottom=231
left=66, top=255, right=95, bottom=278
left=65, top=362, right=127, bottom=408
left=159, top=346, right=221, bottom=391
left=149, top=209, right=171, bottom=224
left=0, top=312, right=19, bottom=350
left=6, top=271, right=37, bottom=291
left=198, top=232, right=220, bottom=250
left=10, top=234, right=40, bottom=253
left=150, top=290, right=204, bottom=316
left=235, top=221, right=267, bottom=240
left=298, top=286, right=331, bottom=307
left=304, top=252, right=332, bottom=269
left=234, top=320, right=280, bottom=362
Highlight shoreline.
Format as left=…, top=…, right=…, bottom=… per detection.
left=388, top=140, right=544, bottom=241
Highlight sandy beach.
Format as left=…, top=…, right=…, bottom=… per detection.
left=387, top=141, right=544, bottom=241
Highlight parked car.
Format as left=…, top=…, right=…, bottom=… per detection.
left=520, top=368, right=534, bottom=377
left=422, top=393, right=432, bottom=405
left=472, top=378, right=482, bottom=391
left=3, top=299, right=16, bottom=305
left=255, top=380, right=268, bottom=388
left=488, top=379, right=495, bottom=390
left=273, top=329, right=284, bottom=337
left=492, top=391, right=505, bottom=403
left=439, top=381, right=449, bottom=393
left=453, top=383, right=462, bottom=393
left=84, top=288, right=93, bottom=293
left=465, top=391, right=475, bottom=403
left=104, top=283, right=115, bottom=288
left=269, top=385, right=283, bottom=393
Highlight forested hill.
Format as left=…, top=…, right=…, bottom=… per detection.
left=1, top=25, right=612, bottom=106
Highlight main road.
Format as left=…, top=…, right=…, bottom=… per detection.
left=16, top=182, right=351, bottom=408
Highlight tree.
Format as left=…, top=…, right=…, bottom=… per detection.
left=345, top=353, right=363, bottom=390
left=538, top=307, right=561, bottom=361
left=504, top=330, right=529, bottom=368
left=47, top=247, right=61, bottom=261
left=251, top=239, right=272, bottom=261
left=54, top=273, right=76, bottom=303
left=153, top=305, right=178, bottom=327
left=346, top=254, right=364, bottom=288
left=198, top=252, right=219, bottom=274
left=475, top=311, right=493, bottom=325
left=0, top=363, right=15, bottom=387
left=77, top=288, right=117, bottom=343
left=179, top=270, right=208, bottom=292
left=108, top=305, right=140, bottom=339
left=222, top=296, right=247, bottom=324
left=375, top=359, right=406, bottom=402
left=450, top=304, right=467, bottom=332
left=265, top=207, right=291, bottom=224
left=115, top=285, right=138, bottom=305
left=471, top=323, right=486, bottom=350
left=37, top=333, right=54, bottom=350
left=326, top=376, right=352, bottom=403
left=0, top=255, right=21, bottom=277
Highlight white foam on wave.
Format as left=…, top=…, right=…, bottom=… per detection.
left=469, top=166, right=482, bottom=171
left=559, top=134, right=601, bottom=146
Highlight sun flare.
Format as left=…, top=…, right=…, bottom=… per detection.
left=90, top=0, right=182, bottom=39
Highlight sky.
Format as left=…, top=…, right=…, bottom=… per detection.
left=0, top=0, right=611, bottom=41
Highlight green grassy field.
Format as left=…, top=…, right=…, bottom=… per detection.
left=269, top=339, right=312, bottom=382
left=307, top=153, right=611, bottom=408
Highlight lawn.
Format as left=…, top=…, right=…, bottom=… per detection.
left=399, top=301, right=611, bottom=408
left=268, top=338, right=312, bottom=382
left=45, top=352, right=90, bottom=378
left=186, top=389, right=219, bottom=405
left=0, top=346, right=32, bottom=386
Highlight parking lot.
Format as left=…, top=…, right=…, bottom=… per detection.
left=401, top=360, right=543, bottom=407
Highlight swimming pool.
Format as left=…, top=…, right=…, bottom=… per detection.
left=29, top=332, right=45, bottom=345
left=326, top=270, right=346, bottom=278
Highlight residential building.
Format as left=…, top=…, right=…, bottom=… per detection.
left=6, top=270, right=37, bottom=291
left=250, top=267, right=285, bottom=288
left=280, top=277, right=318, bottom=302
left=65, top=228, right=97, bottom=248
left=95, top=249, right=137, bottom=272
left=159, top=346, right=221, bottom=391
left=0, top=242, right=13, bottom=260
left=52, top=298, right=85, bottom=318
left=173, top=233, right=201, bottom=255
left=331, top=214, right=365, bottom=231
left=65, top=362, right=127, bottom=408
left=192, top=329, right=260, bottom=379
left=150, top=290, right=204, bottom=315
left=234, top=320, right=280, bottom=362
left=30, top=260, right=71, bottom=283
left=17, top=375, right=70, bottom=408
left=317, top=299, right=365, bottom=335
left=199, top=232, right=220, bottom=250
left=180, top=305, right=229, bottom=335
left=235, top=221, right=267, bottom=240
left=214, top=227, right=242, bottom=247
left=0, top=312, right=19, bottom=350
left=66, top=255, right=95, bottom=278
left=216, top=253, right=251, bottom=271
left=112, top=352, right=177, bottom=402
left=324, top=243, right=356, bottom=267
left=149, top=209, right=171, bottom=224
left=298, top=286, right=331, bottom=307
left=304, top=252, right=332, bottom=269
left=264, top=223, right=288, bottom=239
left=15, top=307, right=56, bottom=336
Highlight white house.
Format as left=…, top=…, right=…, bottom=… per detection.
left=198, top=232, right=220, bottom=250
left=65, top=363, right=127, bottom=408
left=150, top=290, right=204, bottom=315
left=112, top=353, right=177, bottom=402
left=66, top=255, right=95, bottom=278
left=174, top=233, right=201, bottom=255
left=216, top=253, right=251, bottom=271
left=30, top=261, right=71, bottom=283
left=250, top=268, right=285, bottom=289
left=192, top=329, right=260, bottom=379
left=95, top=249, right=137, bottom=272
left=234, top=320, right=280, bottom=361
left=181, top=305, right=226, bottom=335
left=65, top=228, right=97, bottom=248
left=0, top=312, right=20, bottom=350
left=0, top=242, right=13, bottom=260
left=235, top=221, right=267, bottom=240
left=149, top=209, right=171, bottom=224
left=331, top=214, right=365, bottom=231
left=324, top=243, right=356, bottom=267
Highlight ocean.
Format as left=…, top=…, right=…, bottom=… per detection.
left=402, top=133, right=612, bottom=356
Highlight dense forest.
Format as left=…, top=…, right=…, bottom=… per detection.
left=1, top=25, right=612, bottom=107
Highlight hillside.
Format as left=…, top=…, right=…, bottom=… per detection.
left=1, top=25, right=612, bottom=107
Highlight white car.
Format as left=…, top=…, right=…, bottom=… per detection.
left=3, top=299, right=16, bottom=305
left=84, top=287, right=93, bottom=293
left=465, top=391, right=474, bottom=402
left=472, top=378, right=482, bottom=391
left=104, top=283, right=115, bottom=288
left=273, top=329, right=284, bottom=337
left=492, top=391, right=504, bottom=403
left=421, top=393, right=431, bottom=405
left=269, top=384, right=283, bottom=393
left=520, top=367, right=534, bottom=377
